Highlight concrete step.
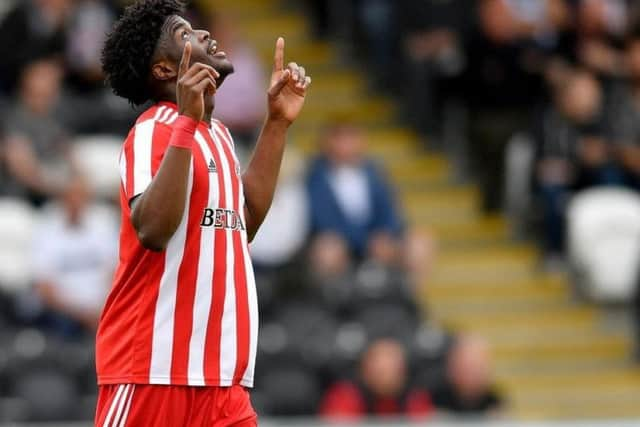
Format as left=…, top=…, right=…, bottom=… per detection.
left=515, top=401, right=640, bottom=420
left=495, top=357, right=633, bottom=377
left=492, top=334, right=630, bottom=362
left=295, top=134, right=417, bottom=161
left=404, top=186, right=479, bottom=223
left=389, top=155, right=451, bottom=186
left=425, top=283, right=568, bottom=310
left=295, top=97, right=395, bottom=126
left=508, top=383, right=640, bottom=412
left=440, top=305, right=597, bottom=331
left=421, top=215, right=508, bottom=244
left=498, top=368, right=640, bottom=389
left=430, top=245, right=537, bottom=284
left=426, top=273, right=565, bottom=293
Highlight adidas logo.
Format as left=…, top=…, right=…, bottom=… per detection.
left=208, top=159, right=217, bottom=173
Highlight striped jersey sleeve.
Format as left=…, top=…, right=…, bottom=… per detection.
left=119, top=106, right=180, bottom=201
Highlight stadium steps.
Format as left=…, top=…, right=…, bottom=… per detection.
left=209, top=0, right=640, bottom=419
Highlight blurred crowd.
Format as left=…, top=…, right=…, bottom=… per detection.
left=307, top=0, right=640, bottom=364
left=308, top=0, right=640, bottom=261
left=0, top=0, right=506, bottom=422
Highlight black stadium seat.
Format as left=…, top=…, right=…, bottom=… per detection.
left=256, top=364, right=321, bottom=415
left=275, top=302, right=339, bottom=369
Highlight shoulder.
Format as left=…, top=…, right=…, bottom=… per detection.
left=211, top=118, right=234, bottom=143
left=124, top=104, right=178, bottom=147
left=135, top=103, right=180, bottom=127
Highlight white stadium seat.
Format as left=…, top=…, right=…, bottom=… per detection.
left=567, top=187, right=640, bottom=303
left=72, top=135, right=123, bottom=199
left=0, top=198, right=39, bottom=293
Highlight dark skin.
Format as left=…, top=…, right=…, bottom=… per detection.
left=131, top=15, right=311, bottom=251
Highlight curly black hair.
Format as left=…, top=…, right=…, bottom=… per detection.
left=102, top=0, right=185, bottom=106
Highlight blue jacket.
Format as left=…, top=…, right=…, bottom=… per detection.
left=306, top=157, right=404, bottom=257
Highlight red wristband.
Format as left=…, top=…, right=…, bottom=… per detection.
left=169, top=116, right=199, bottom=149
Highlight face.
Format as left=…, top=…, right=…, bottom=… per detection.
left=559, top=73, right=602, bottom=123
left=361, top=339, right=407, bottom=398
left=448, top=337, right=492, bottom=401
left=157, top=15, right=234, bottom=86
left=324, top=125, right=365, bottom=166
left=579, top=0, right=607, bottom=36
left=63, top=178, right=91, bottom=224
left=20, top=59, right=63, bottom=115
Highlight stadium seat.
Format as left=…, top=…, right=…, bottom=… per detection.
left=275, top=302, right=339, bottom=369
left=352, top=262, right=417, bottom=314
left=0, top=198, right=38, bottom=293
left=256, top=364, right=321, bottom=415
left=3, top=329, right=87, bottom=421
left=353, top=302, right=419, bottom=345
left=567, top=187, right=640, bottom=302
left=410, top=325, right=452, bottom=390
left=72, top=135, right=123, bottom=199
left=12, top=368, right=78, bottom=421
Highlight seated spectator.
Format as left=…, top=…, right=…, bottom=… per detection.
left=466, top=0, right=569, bottom=211
left=431, top=335, right=503, bottom=416
left=0, top=0, right=69, bottom=93
left=534, top=69, right=621, bottom=261
left=31, top=177, right=117, bottom=338
left=60, top=0, right=135, bottom=135
left=399, top=0, right=472, bottom=138
left=2, top=57, right=75, bottom=206
left=64, top=0, right=115, bottom=91
left=575, top=0, right=628, bottom=78
left=606, top=32, right=640, bottom=190
left=320, top=338, right=434, bottom=419
left=210, top=13, right=267, bottom=154
left=306, top=121, right=404, bottom=265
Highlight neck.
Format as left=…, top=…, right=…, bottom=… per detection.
left=203, top=99, right=214, bottom=123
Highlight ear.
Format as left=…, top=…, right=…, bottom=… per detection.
left=151, top=59, right=178, bottom=81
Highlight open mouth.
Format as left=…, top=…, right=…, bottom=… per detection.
left=208, top=40, right=226, bottom=58
left=207, top=40, right=217, bottom=55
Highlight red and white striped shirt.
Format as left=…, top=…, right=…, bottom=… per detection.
left=96, top=102, right=258, bottom=388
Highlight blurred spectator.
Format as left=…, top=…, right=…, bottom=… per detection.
left=357, top=0, right=397, bottom=87
left=30, top=178, right=116, bottom=338
left=210, top=13, right=267, bottom=153
left=606, top=33, right=640, bottom=190
left=431, top=335, right=503, bottom=416
left=575, top=0, right=628, bottom=77
left=1, top=58, right=75, bottom=205
left=534, top=70, right=620, bottom=260
left=251, top=148, right=309, bottom=269
left=65, top=0, right=115, bottom=90
left=320, top=338, right=433, bottom=419
left=61, top=1, right=139, bottom=135
left=399, top=0, right=472, bottom=139
left=466, top=0, right=569, bottom=211
left=306, top=121, right=404, bottom=264
left=0, top=0, right=70, bottom=93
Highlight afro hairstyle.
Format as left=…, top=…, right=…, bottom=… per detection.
left=101, top=0, right=185, bottom=106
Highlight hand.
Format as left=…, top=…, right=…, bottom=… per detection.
left=267, top=37, right=311, bottom=126
left=176, top=41, right=219, bottom=122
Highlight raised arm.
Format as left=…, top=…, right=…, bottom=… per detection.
left=242, top=37, right=311, bottom=240
left=131, top=42, right=218, bottom=251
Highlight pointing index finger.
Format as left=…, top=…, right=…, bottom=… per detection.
left=273, top=37, right=284, bottom=72
left=179, top=41, right=192, bottom=77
